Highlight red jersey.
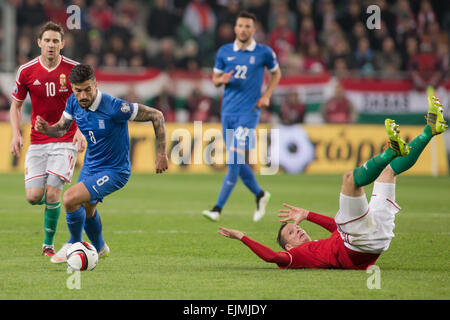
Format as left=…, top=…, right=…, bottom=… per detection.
left=11, top=55, right=79, bottom=144
left=240, top=212, right=380, bottom=270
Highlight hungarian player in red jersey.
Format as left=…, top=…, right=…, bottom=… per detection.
left=218, top=95, right=447, bottom=270
left=9, top=22, right=85, bottom=257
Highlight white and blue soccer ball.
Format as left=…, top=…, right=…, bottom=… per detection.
left=66, top=242, right=98, bottom=271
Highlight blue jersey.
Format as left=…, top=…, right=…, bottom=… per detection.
left=214, top=39, right=278, bottom=116
left=63, top=90, right=138, bottom=175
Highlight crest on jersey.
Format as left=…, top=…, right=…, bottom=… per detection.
left=120, top=102, right=131, bottom=113
left=249, top=56, right=255, bottom=64
left=59, top=74, right=69, bottom=92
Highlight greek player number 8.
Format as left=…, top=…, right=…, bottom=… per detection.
left=88, top=130, right=96, bottom=143
left=96, top=175, right=109, bottom=186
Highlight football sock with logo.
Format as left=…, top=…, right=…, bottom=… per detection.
left=43, top=201, right=61, bottom=246
left=389, top=125, right=433, bottom=175
left=353, top=147, right=398, bottom=187
left=67, top=206, right=86, bottom=244
left=216, top=164, right=240, bottom=209
left=84, top=210, right=105, bottom=252
left=240, top=164, right=262, bottom=196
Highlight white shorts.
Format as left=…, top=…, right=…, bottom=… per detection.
left=24, top=142, right=77, bottom=189
left=334, top=182, right=401, bottom=254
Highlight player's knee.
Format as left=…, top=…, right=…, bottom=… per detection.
left=45, top=187, right=62, bottom=204
left=26, top=194, right=43, bottom=205
left=62, top=190, right=78, bottom=211
left=26, top=189, right=44, bottom=205
left=342, top=171, right=355, bottom=187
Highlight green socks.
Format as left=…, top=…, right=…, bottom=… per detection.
left=43, top=201, right=61, bottom=246
left=353, top=147, right=398, bottom=188
left=389, top=125, right=433, bottom=175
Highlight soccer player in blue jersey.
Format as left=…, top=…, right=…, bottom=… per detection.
left=202, top=11, right=281, bottom=222
left=35, top=64, right=168, bottom=263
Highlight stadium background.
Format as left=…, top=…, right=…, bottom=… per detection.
left=0, top=0, right=449, bottom=175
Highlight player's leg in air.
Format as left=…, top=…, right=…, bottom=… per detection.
left=337, top=95, right=447, bottom=253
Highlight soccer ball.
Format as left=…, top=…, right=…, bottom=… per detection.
left=66, top=242, right=98, bottom=271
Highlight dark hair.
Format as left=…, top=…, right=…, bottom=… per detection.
left=69, top=64, right=96, bottom=84
left=237, top=11, right=257, bottom=23
left=277, top=223, right=289, bottom=250
left=38, top=21, right=64, bottom=40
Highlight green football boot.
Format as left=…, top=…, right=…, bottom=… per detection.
left=385, top=119, right=410, bottom=156
left=426, top=95, right=448, bottom=135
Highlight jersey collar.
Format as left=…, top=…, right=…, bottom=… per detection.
left=233, top=39, right=256, bottom=52
left=88, top=89, right=102, bottom=112
left=38, top=55, right=62, bottom=72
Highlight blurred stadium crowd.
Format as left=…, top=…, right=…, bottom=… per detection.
left=0, top=0, right=449, bottom=123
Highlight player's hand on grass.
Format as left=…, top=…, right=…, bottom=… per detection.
left=218, top=227, right=244, bottom=240
left=278, top=203, right=309, bottom=225
left=155, top=153, right=169, bottom=174
left=10, top=134, right=23, bottom=157
left=73, top=129, right=86, bottom=153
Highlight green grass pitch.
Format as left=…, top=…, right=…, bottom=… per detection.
left=0, top=172, right=448, bottom=300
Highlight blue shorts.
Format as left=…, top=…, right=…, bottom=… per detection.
left=78, top=169, right=130, bottom=203
left=221, top=113, right=260, bottom=151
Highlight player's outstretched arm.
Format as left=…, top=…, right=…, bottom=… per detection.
left=133, top=104, right=168, bottom=173
left=278, top=203, right=309, bottom=225
left=35, top=114, right=73, bottom=138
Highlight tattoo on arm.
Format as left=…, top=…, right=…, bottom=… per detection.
left=45, top=115, right=73, bottom=138
left=134, top=104, right=167, bottom=155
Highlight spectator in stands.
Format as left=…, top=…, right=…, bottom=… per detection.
left=338, top=0, right=363, bottom=35
left=106, top=35, right=128, bottom=67
left=185, top=88, right=212, bottom=122
left=178, top=40, right=200, bottom=71
left=17, top=0, right=47, bottom=28
left=394, top=0, right=416, bottom=41
left=327, top=39, right=354, bottom=72
left=88, top=0, right=114, bottom=32
left=348, top=21, right=367, bottom=53
left=280, top=91, right=306, bottom=125
left=417, top=0, right=436, bottom=38
left=322, top=82, right=358, bottom=124
left=268, top=0, right=297, bottom=32
left=354, top=37, right=375, bottom=76
left=215, top=22, right=235, bottom=50
left=374, top=37, right=401, bottom=73
left=147, top=0, right=176, bottom=40
left=303, top=42, right=326, bottom=74
left=151, top=86, right=176, bottom=122
left=269, top=14, right=296, bottom=67
left=401, top=35, right=419, bottom=71
left=127, top=37, right=150, bottom=68
left=247, top=0, right=270, bottom=32
left=298, top=17, right=316, bottom=51
left=408, top=36, right=444, bottom=90
left=333, top=57, right=351, bottom=78
left=216, top=0, right=240, bottom=27
left=43, top=0, right=68, bottom=29
left=182, top=0, right=216, bottom=67
left=149, top=37, right=178, bottom=72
